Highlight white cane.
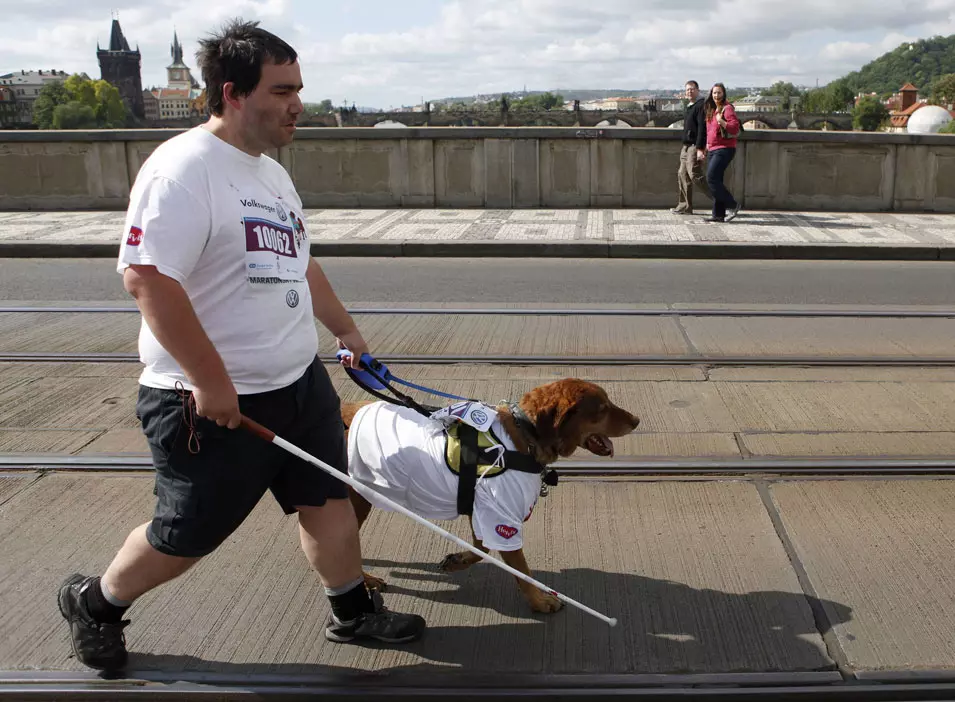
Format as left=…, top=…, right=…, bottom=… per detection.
left=239, top=415, right=618, bottom=627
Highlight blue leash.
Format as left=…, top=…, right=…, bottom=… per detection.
left=387, top=376, right=469, bottom=402
left=336, top=350, right=471, bottom=406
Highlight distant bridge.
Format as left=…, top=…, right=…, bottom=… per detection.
left=300, top=108, right=854, bottom=131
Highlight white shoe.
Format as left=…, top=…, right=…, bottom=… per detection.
left=725, top=205, right=741, bottom=222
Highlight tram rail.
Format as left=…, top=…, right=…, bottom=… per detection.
left=3, top=305, right=955, bottom=318
left=4, top=454, right=955, bottom=477
left=2, top=669, right=954, bottom=701
left=3, top=351, right=955, bottom=367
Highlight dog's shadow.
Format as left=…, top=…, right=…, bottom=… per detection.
left=357, top=556, right=852, bottom=672
left=118, top=558, right=850, bottom=680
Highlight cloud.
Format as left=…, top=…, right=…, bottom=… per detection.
left=0, top=0, right=952, bottom=107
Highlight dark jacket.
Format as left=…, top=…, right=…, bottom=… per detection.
left=682, top=97, right=707, bottom=150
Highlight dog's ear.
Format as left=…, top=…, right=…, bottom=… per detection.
left=553, top=392, right=602, bottom=454
left=526, top=384, right=601, bottom=458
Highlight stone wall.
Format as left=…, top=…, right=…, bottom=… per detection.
left=1, top=127, right=953, bottom=212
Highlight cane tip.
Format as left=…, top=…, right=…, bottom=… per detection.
left=607, top=617, right=618, bottom=627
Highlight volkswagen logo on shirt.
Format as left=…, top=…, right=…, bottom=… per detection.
left=286, top=290, right=300, bottom=308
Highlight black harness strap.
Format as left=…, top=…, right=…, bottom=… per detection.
left=456, top=423, right=480, bottom=516
left=454, top=422, right=549, bottom=516
left=499, top=451, right=544, bottom=474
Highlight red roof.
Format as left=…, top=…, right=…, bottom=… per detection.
left=152, top=88, right=190, bottom=99
left=888, top=102, right=955, bottom=128
left=899, top=83, right=918, bottom=92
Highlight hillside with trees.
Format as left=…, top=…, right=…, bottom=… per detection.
left=841, top=34, right=955, bottom=96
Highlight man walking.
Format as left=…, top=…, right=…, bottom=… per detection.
left=671, top=80, right=711, bottom=215
left=57, top=18, right=425, bottom=673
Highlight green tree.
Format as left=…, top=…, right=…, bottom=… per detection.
left=513, top=91, right=564, bottom=111
left=799, top=87, right=830, bottom=112
left=828, top=80, right=856, bottom=111
left=799, top=81, right=856, bottom=113
left=32, top=80, right=71, bottom=128
left=52, top=101, right=97, bottom=129
left=938, top=119, right=955, bottom=134
left=64, top=74, right=96, bottom=106
left=92, top=80, right=126, bottom=127
left=33, top=74, right=127, bottom=129
left=764, top=81, right=801, bottom=109
left=853, top=95, right=889, bottom=131
left=930, top=73, right=955, bottom=105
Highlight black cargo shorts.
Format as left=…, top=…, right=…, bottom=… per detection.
left=136, top=356, right=349, bottom=558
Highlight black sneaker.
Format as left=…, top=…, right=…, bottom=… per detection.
left=58, top=574, right=130, bottom=671
left=325, top=590, right=425, bottom=644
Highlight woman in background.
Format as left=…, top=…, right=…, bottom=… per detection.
left=703, top=83, right=741, bottom=222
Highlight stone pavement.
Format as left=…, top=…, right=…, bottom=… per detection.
left=1, top=208, right=954, bottom=259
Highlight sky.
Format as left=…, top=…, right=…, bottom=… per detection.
left=2, top=0, right=954, bottom=108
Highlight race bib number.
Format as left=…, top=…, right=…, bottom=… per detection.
left=244, top=217, right=306, bottom=281
left=430, top=401, right=496, bottom=432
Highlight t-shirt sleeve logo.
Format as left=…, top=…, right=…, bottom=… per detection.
left=126, top=226, right=143, bottom=246
left=495, top=524, right=518, bottom=539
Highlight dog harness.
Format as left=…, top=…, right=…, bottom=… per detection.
left=443, top=422, right=547, bottom=516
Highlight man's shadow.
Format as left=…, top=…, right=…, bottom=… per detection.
left=122, top=557, right=851, bottom=678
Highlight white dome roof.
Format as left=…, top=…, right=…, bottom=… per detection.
left=595, top=119, right=632, bottom=128
left=907, top=106, right=952, bottom=134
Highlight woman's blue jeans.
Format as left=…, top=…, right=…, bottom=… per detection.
left=706, top=147, right=737, bottom=220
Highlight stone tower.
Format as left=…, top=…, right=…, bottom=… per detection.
left=97, top=18, right=144, bottom=120
left=166, top=30, right=199, bottom=91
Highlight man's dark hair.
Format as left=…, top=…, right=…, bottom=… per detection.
left=196, top=18, right=298, bottom=116
left=685, top=80, right=699, bottom=89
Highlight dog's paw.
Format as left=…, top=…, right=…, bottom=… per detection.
left=528, top=591, right=563, bottom=614
left=439, top=552, right=477, bottom=572
left=363, top=572, right=387, bottom=592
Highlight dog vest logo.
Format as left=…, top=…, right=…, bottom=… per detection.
left=126, top=226, right=143, bottom=246
left=495, top=524, right=518, bottom=540
left=469, top=409, right=489, bottom=426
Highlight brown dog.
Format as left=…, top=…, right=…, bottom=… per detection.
left=341, top=378, right=640, bottom=614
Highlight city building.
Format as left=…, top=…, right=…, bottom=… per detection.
left=0, top=69, right=72, bottom=125
left=145, top=31, right=204, bottom=120
left=96, top=18, right=145, bottom=120
left=734, top=94, right=786, bottom=112
left=0, top=84, right=17, bottom=127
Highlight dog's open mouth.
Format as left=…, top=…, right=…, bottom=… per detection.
left=584, top=434, right=614, bottom=457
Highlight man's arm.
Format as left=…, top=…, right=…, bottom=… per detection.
left=123, top=264, right=239, bottom=428
left=305, top=257, right=369, bottom=368
left=694, top=101, right=707, bottom=155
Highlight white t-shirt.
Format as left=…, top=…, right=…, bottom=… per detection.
left=347, top=402, right=541, bottom=552
left=117, top=127, right=318, bottom=394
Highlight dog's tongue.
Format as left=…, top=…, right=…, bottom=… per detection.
left=585, top=434, right=614, bottom=457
